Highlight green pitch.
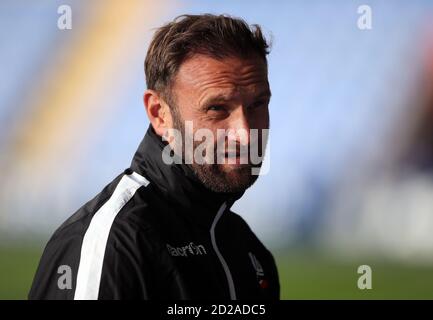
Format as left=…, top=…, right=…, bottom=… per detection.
left=1, top=245, right=432, bottom=299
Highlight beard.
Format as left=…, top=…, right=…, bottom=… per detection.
left=171, top=111, right=266, bottom=193
left=191, top=160, right=259, bottom=193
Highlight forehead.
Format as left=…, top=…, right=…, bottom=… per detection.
left=172, top=54, right=269, bottom=101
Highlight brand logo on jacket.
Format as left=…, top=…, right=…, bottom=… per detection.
left=167, top=242, right=207, bottom=257
left=248, top=252, right=269, bottom=289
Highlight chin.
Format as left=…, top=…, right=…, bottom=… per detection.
left=224, top=166, right=258, bottom=185
left=192, top=163, right=259, bottom=193
left=220, top=163, right=251, bottom=172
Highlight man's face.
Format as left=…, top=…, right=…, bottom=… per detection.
left=168, top=54, right=270, bottom=193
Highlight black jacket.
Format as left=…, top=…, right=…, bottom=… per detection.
left=29, top=125, right=280, bottom=300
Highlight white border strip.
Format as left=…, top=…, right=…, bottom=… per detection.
left=74, top=172, right=149, bottom=300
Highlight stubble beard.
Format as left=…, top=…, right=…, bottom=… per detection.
left=171, top=112, right=263, bottom=193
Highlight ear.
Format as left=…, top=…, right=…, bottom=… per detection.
left=143, top=89, right=173, bottom=137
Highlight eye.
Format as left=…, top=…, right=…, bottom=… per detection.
left=207, top=105, right=226, bottom=112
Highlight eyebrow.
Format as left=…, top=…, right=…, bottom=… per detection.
left=200, top=89, right=271, bottom=108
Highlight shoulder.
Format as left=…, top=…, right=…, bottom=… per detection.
left=49, top=170, right=163, bottom=259
left=29, top=171, right=161, bottom=299
left=228, top=211, right=263, bottom=242
left=228, top=210, right=276, bottom=257
left=52, top=171, right=155, bottom=240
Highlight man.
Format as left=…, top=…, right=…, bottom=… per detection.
left=29, top=14, right=280, bottom=300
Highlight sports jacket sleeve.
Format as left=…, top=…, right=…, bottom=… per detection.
left=28, top=214, right=156, bottom=300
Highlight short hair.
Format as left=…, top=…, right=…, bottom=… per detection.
left=144, top=14, right=271, bottom=104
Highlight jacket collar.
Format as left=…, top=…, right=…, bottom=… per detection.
left=130, top=125, right=244, bottom=226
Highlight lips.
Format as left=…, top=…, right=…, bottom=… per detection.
left=222, top=151, right=249, bottom=164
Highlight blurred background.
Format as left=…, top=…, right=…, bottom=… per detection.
left=1, top=0, right=433, bottom=299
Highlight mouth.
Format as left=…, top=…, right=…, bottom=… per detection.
left=222, top=152, right=249, bottom=165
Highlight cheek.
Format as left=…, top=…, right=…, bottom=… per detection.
left=179, top=104, right=208, bottom=123
left=174, top=94, right=200, bottom=123
left=191, top=112, right=223, bottom=131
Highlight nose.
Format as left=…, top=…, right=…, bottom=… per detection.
left=226, top=106, right=251, bottom=145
